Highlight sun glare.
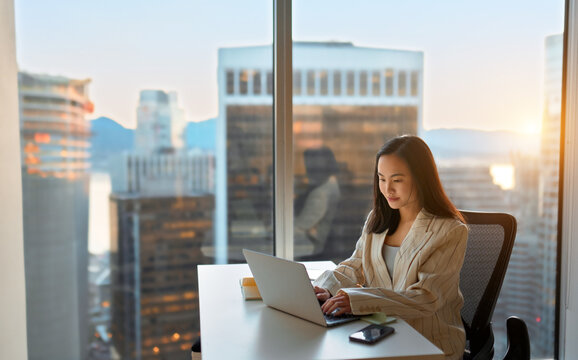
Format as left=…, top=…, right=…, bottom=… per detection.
left=521, top=120, right=542, bottom=134
left=490, top=164, right=515, bottom=190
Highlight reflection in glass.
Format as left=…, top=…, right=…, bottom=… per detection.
left=294, top=147, right=340, bottom=258
left=292, top=42, right=422, bottom=263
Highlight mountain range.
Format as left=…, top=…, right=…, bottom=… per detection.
left=423, top=128, right=539, bottom=163
left=90, top=117, right=134, bottom=171
left=89, top=116, right=539, bottom=171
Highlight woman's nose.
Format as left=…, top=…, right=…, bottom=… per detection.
left=383, top=182, right=391, bottom=195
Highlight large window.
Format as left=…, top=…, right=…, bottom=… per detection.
left=11, top=0, right=568, bottom=359
left=15, top=1, right=273, bottom=359
left=292, top=1, right=565, bottom=358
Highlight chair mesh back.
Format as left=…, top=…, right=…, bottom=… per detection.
left=460, top=224, right=505, bottom=328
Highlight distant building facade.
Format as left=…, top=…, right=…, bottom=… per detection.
left=216, top=42, right=424, bottom=262
left=438, top=165, right=509, bottom=212
left=110, top=152, right=214, bottom=196
left=135, top=90, right=186, bottom=153
left=109, top=193, right=213, bottom=360
left=19, top=71, right=93, bottom=360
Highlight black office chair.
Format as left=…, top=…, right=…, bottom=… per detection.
left=459, top=211, right=530, bottom=360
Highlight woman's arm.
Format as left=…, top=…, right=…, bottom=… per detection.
left=343, top=224, right=468, bottom=318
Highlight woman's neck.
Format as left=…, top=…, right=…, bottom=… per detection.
left=399, top=204, right=422, bottom=224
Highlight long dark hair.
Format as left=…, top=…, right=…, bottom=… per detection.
left=367, top=135, right=464, bottom=234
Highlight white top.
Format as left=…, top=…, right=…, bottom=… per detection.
left=382, top=244, right=400, bottom=278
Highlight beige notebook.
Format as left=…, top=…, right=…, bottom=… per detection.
left=240, top=277, right=262, bottom=300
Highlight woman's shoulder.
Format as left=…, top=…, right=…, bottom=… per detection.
left=422, top=210, right=467, bottom=234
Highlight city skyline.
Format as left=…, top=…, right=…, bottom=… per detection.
left=15, top=0, right=564, bottom=133
left=13, top=2, right=565, bottom=358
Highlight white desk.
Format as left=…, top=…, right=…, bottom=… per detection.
left=198, top=263, right=444, bottom=360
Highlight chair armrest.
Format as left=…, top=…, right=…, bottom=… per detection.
left=502, top=316, right=530, bottom=360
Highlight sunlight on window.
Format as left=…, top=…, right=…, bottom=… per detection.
left=522, top=119, right=542, bottom=134
left=490, top=164, right=515, bottom=190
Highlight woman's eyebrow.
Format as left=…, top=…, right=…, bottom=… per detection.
left=377, top=172, right=405, bottom=177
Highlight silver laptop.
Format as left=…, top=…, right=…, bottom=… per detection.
left=242, top=249, right=360, bottom=327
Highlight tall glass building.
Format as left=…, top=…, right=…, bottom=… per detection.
left=19, top=72, right=93, bottom=360
left=216, top=42, right=423, bottom=263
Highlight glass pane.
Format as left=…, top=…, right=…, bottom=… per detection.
left=293, top=1, right=564, bottom=358
left=16, top=1, right=272, bottom=359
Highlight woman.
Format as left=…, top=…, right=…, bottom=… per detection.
left=313, top=135, right=468, bottom=360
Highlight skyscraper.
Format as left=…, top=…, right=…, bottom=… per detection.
left=135, top=90, right=173, bottom=153
left=19, top=71, right=93, bottom=360
left=534, top=33, right=563, bottom=357
left=216, top=42, right=423, bottom=262
left=109, top=90, right=215, bottom=359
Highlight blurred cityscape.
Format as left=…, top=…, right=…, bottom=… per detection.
left=18, top=36, right=561, bottom=359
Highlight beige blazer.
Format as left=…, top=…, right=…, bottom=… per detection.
left=314, top=209, right=468, bottom=360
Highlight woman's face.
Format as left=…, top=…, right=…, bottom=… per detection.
left=377, top=154, right=420, bottom=211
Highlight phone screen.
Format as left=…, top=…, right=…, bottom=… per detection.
left=349, top=324, right=394, bottom=344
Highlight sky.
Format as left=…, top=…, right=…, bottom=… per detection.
left=15, top=0, right=565, bottom=132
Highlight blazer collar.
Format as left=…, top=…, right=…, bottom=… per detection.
left=397, top=208, right=435, bottom=258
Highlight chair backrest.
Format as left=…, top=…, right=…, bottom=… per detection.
left=459, top=210, right=517, bottom=358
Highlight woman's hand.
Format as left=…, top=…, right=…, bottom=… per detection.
left=320, top=290, right=351, bottom=316
left=314, top=286, right=331, bottom=302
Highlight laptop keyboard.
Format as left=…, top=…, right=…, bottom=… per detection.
left=324, top=312, right=360, bottom=325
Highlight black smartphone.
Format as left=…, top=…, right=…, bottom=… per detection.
left=348, top=324, right=395, bottom=344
